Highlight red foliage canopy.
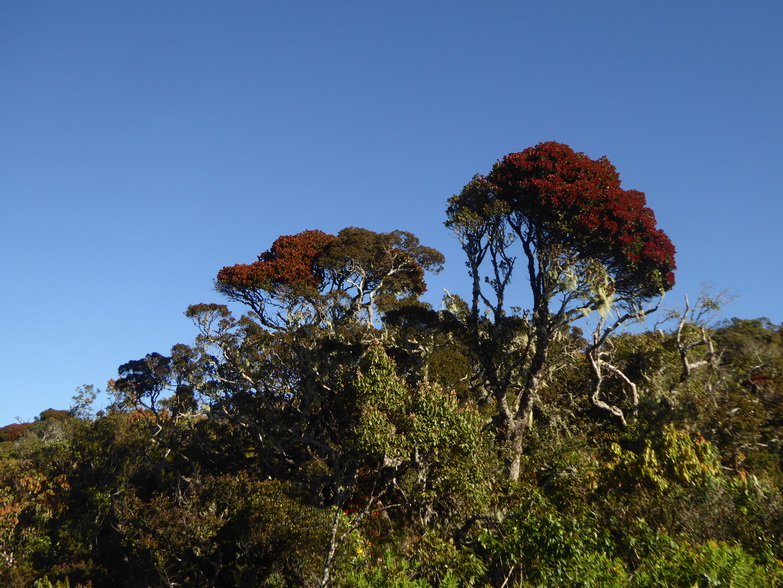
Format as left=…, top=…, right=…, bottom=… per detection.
left=216, top=230, right=335, bottom=295
left=215, top=228, right=443, bottom=327
left=488, top=141, right=676, bottom=297
left=0, top=422, right=33, bottom=443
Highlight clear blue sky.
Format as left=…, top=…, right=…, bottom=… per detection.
left=2, top=1, right=781, bottom=424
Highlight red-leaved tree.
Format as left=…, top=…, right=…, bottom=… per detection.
left=447, top=141, right=676, bottom=479
left=216, top=227, right=443, bottom=330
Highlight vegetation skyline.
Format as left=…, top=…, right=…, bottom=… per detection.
left=3, top=2, right=782, bottom=423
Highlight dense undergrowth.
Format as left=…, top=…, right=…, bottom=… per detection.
left=2, top=315, right=781, bottom=587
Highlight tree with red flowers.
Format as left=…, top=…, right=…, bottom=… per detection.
left=215, top=229, right=335, bottom=329
left=447, top=142, right=676, bottom=479
left=216, top=227, right=444, bottom=330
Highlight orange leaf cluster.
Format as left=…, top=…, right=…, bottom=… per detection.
left=217, top=230, right=335, bottom=293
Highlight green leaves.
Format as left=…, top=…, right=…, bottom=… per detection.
left=478, top=490, right=628, bottom=587
left=353, top=345, right=497, bottom=521
left=603, top=425, right=724, bottom=492
left=354, top=345, right=482, bottom=461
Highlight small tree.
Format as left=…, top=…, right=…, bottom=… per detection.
left=215, top=227, right=443, bottom=330
left=446, top=142, right=676, bottom=479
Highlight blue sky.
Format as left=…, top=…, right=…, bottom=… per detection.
left=2, top=1, right=781, bottom=424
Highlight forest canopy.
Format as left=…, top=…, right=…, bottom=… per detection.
left=2, top=143, right=781, bottom=588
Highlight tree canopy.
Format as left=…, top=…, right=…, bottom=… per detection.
left=491, top=141, right=675, bottom=296
left=447, top=141, right=676, bottom=323
left=216, top=227, right=444, bottom=329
